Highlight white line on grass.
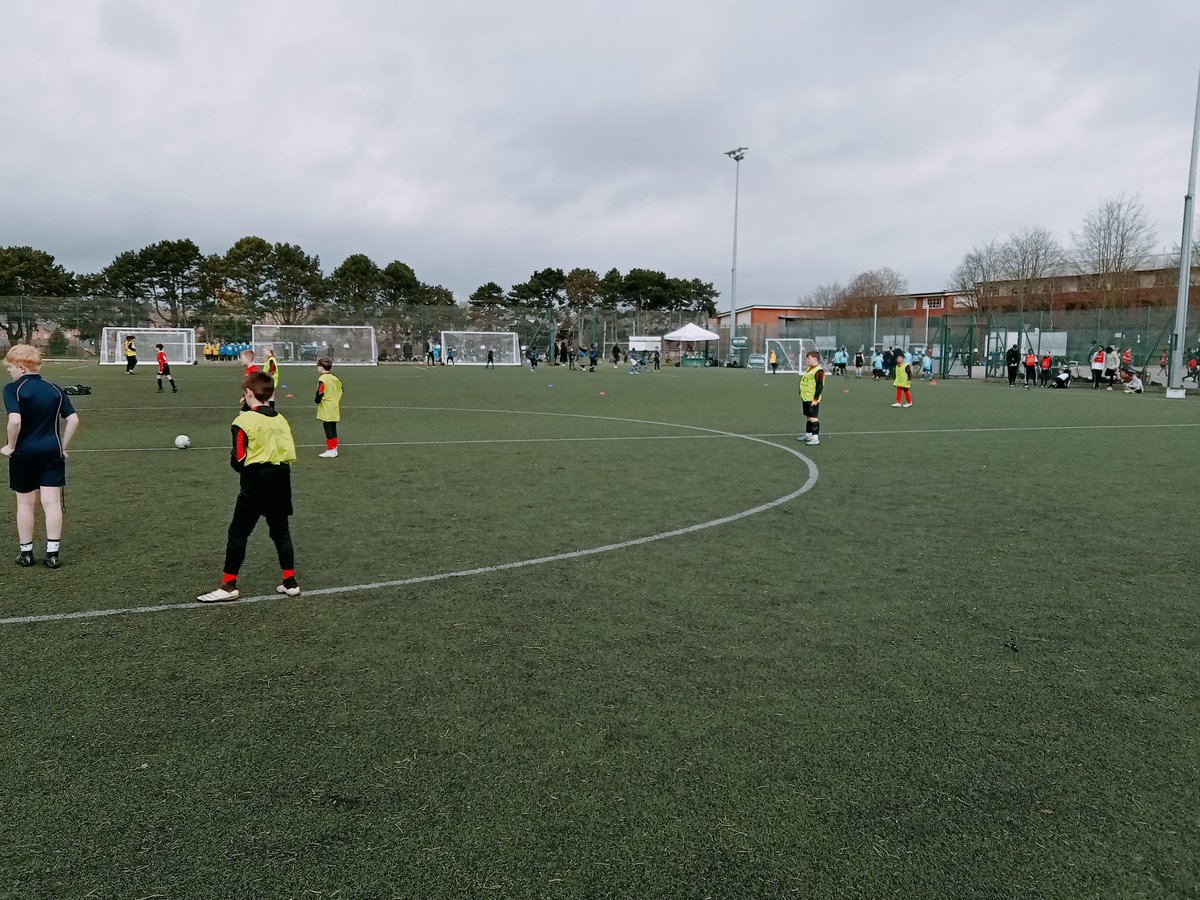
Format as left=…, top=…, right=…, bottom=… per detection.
left=0, top=412, right=819, bottom=627
left=70, top=419, right=1200, bottom=454
left=754, top=422, right=1200, bottom=438
left=71, top=433, right=733, bottom=454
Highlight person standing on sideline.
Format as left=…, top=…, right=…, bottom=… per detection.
left=315, top=357, right=343, bottom=458
left=124, top=334, right=138, bottom=374
left=1039, top=352, right=1053, bottom=387
left=797, top=350, right=825, bottom=446
left=197, top=371, right=299, bottom=603
left=1006, top=344, right=1020, bottom=386
left=1023, top=349, right=1037, bottom=388
left=882, top=347, right=895, bottom=380
left=872, top=350, right=884, bottom=380
left=1090, top=345, right=1106, bottom=388
left=653, top=349, right=661, bottom=371
left=2, top=345, right=81, bottom=569
left=854, top=347, right=865, bottom=378
left=921, top=349, right=934, bottom=380
left=155, top=344, right=179, bottom=393
left=768, top=348, right=778, bottom=374
left=1104, top=345, right=1119, bottom=389
left=485, top=348, right=495, bottom=369
left=893, top=352, right=913, bottom=407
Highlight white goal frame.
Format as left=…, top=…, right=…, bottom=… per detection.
left=100, top=327, right=196, bottom=365
left=251, top=324, right=379, bottom=366
left=764, top=338, right=819, bottom=374
left=439, top=331, right=521, bottom=366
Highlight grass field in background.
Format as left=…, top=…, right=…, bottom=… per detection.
left=1, top=360, right=1197, bottom=899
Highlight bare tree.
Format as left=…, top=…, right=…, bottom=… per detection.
left=1071, top=194, right=1157, bottom=309
left=802, top=282, right=845, bottom=309
left=946, top=240, right=1005, bottom=311
left=1000, top=226, right=1064, bottom=311
left=834, top=268, right=908, bottom=316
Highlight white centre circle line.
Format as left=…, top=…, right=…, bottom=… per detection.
left=0, top=409, right=819, bottom=627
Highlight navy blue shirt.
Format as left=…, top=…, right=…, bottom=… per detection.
left=3, top=374, right=75, bottom=458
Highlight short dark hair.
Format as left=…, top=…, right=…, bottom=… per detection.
left=155, top=343, right=163, bottom=350
left=317, top=357, right=333, bottom=370
left=242, top=371, right=274, bottom=402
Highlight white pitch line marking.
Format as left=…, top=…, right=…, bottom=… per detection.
left=0, top=413, right=818, bottom=627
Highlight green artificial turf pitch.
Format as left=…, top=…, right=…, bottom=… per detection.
left=1, top=362, right=1197, bottom=899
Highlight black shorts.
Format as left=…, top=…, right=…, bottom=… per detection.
left=9, top=455, right=66, bottom=493
left=237, top=465, right=293, bottom=517
left=159, top=364, right=172, bottom=376
left=802, top=400, right=820, bottom=418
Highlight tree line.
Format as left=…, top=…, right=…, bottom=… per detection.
left=802, top=194, right=1200, bottom=317
left=0, top=236, right=719, bottom=346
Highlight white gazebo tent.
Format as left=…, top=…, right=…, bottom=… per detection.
left=663, top=323, right=721, bottom=365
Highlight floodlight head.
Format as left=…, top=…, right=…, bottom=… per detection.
left=725, top=146, right=748, bottom=161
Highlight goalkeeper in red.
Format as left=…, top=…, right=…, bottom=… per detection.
left=315, top=357, right=343, bottom=458
left=197, top=371, right=300, bottom=603
left=797, top=349, right=824, bottom=446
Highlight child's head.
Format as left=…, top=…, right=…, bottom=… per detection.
left=5, top=344, right=42, bottom=377
left=316, top=357, right=333, bottom=372
left=242, top=371, right=274, bottom=404
left=805, top=350, right=821, bottom=366
left=155, top=343, right=164, bottom=351
left=240, top=348, right=255, bottom=362
left=264, top=346, right=273, bottom=356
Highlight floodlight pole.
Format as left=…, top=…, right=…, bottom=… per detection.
left=1167, top=67, right=1200, bottom=398
left=725, top=147, right=747, bottom=365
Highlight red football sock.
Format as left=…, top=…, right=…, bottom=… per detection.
left=331, top=437, right=338, bottom=449
left=282, top=569, right=295, bottom=580
left=221, top=572, right=237, bottom=585
left=895, top=388, right=903, bottom=403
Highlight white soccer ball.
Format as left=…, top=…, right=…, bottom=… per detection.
left=174, top=434, right=191, bottom=450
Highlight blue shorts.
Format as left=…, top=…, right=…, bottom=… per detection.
left=9, top=455, right=66, bottom=493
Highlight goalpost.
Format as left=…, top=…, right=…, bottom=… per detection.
left=100, top=327, right=196, bottom=365
left=251, top=324, right=378, bottom=366
left=764, top=338, right=818, bottom=373
left=439, top=331, right=521, bottom=365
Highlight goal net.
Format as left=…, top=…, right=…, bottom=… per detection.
left=100, top=327, right=196, bottom=365
left=764, top=338, right=819, bottom=373
left=251, top=324, right=378, bottom=366
left=439, top=331, right=521, bottom=365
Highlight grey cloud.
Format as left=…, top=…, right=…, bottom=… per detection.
left=1, top=0, right=1198, bottom=305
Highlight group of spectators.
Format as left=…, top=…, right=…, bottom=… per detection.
left=202, top=341, right=253, bottom=362
left=1003, top=344, right=1143, bottom=393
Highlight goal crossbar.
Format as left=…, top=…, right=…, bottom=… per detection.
left=100, top=327, right=196, bottom=365
left=439, top=331, right=521, bottom=366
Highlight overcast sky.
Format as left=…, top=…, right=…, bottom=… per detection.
left=3, top=0, right=1199, bottom=308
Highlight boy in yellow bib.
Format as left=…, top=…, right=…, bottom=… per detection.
left=797, top=350, right=825, bottom=445
left=198, top=371, right=300, bottom=602
left=315, top=357, right=343, bottom=458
